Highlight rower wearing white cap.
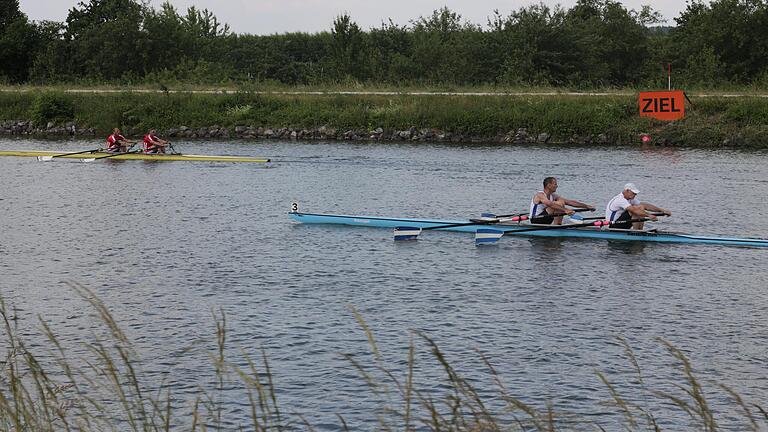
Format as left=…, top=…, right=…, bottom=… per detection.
left=605, top=183, right=672, bottom=229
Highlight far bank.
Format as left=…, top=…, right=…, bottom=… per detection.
left=1, top=90, right=767, bottom=147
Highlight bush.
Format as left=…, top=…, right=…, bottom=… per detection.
left=29, top=92, right=74, bottom=125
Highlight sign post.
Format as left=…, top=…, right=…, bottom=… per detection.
left=668, top=63, right=671, bottom=90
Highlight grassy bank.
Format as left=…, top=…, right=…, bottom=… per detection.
left=1, top=88, right=768, bottom=147
left=1, top=285, right=765, bottom=430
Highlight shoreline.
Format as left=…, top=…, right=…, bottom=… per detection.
left=0, top=121, right=616, bottom=146
left=2, top=90, right=767, bottom=148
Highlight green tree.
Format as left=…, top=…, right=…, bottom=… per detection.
left=409, top=7, right=482, bottom=84
left=563, top=0, right=657, bottom=85
left=0, top=0, right=23, bottom=27
left=0, top=0, right=41, bottom=82
left=367, top=20, right=413, bottom=82
left=674, top=0, right=768, bottom=84
left=63, top=0, right=147, bottom=80
left=683, top=45, right=727, bottom=87
left=141, top=2, right=191, bottom=75
left=330, top=13, right=366, bottom=80
left=492, top=4, right=570, bottom=86
left=26, top=21, right=69, bottom=83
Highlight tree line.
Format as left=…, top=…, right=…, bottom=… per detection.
left=1, top=0, right=767, bottom=88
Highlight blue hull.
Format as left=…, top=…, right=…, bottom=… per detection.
left=289, top=212, right=768, bottom=248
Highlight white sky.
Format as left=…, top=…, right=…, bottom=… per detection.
left=18, top=1, right=686, bottom=35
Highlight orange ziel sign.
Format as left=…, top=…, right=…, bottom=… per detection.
left=638, top=91, right=685, bottom=120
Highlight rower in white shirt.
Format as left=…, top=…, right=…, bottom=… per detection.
left=530, top=177, right=595, bottom=225
left=605, top=183, right=672, bottom=229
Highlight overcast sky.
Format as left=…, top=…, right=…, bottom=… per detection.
left=18, top=0, right=686, bottom=35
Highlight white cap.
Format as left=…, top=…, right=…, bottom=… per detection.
left=624, top=183, right=640, bottom=194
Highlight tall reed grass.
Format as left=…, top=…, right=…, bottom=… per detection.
left=1, top=284, right=765, bottom=430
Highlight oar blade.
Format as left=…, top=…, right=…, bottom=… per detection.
left=79, top=158, right=96, bottom=162
left=475, top=228, right=504, bottom=246
left=394, top=226, right=422, bottom=241
left=36, top=156, right=54, bottom=162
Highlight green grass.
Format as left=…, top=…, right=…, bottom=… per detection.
left=1, top=88, right=768, bottom=147
left=1, top=285, right=765, bottom=431
left=3, top=81, right=768, bottom=94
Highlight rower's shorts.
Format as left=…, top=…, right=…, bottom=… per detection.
left=530, top=214, right=554, bottom=225
left=609, top=211, right=632, bottom=229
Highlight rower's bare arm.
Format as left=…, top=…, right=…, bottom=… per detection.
left=564, top=198, right=595, bottom=210
left=641, top=203, right=672, bottom=216
left=541, top=196, right=569, bottom=213
left=628, top=205, right=655, bottom=219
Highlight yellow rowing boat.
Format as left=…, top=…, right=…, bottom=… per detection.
left=0, top=150, right=270, bottom=163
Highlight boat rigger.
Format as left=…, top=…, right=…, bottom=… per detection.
left=288, top=211, right=768, bottom=248
left=0, top=150, right=270, bottom=163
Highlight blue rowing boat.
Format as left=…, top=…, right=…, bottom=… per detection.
left=288, top=211, right=768, bottom=248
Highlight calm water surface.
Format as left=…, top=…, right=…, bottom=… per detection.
left=1, top=138, right=767, bottom=430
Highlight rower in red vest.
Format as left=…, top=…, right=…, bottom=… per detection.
left=143, top=129, right=169, bottom=154
left=106, top=128, right=136, bottom=153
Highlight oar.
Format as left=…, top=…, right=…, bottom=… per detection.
left=80, top=148, right=141, bottom=162
left=394, top=217, right=501, bottom=241
left=475, top=218, right=654, bottom=245
left=484, top=207, right=593, bottom=220
left=568, top=214, right=604, bottom=222
left=569, top=211, right=669, bottom=223
left=394, top=209, right=545, bottom=241
left=394, top=207, right=595, bottom=241
left=480, top=207, right=593, bottom=225
left=37, top=149, right=100, bottom=162
left=394, top=211, right=518, bottom=240
left=167, top=142, right=180, bottom=155
left=483, top=211, right=527, bottom=219
left=468, top=207, right=593, bottom=227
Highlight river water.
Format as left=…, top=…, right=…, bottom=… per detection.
left=1, top=138, right=766, bottom=430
